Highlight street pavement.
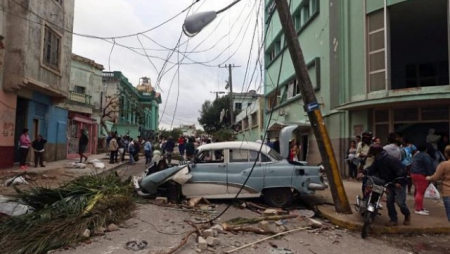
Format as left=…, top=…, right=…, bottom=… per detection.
left=303, top=179, right=450, bottom=234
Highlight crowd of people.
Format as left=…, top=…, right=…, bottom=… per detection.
left=345, top=130, right=450, bottom=225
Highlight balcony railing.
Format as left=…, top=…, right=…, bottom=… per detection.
left=69, top=91, right=92, bottom=105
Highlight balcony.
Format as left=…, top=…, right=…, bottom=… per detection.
left=68, top=90, right=92, bottom=105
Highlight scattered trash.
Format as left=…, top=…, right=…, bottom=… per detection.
left=269, top=247, right=294, bottom=254
left=291, top=209, right=315, bottom=218
left=65, top=162, right=86, bottom=169
left=125, top=240, right=148, bottom=251
left=93, top=161, right=105, bottom=170
left=5, top=176, right=29, bottom=186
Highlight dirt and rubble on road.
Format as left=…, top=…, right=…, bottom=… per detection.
left=56, top=199, right=412, bottom=254
left=374, top=233, right=450, bottom=254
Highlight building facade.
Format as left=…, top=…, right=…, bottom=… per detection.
left=174, top=124, right=197, bottom=137
left=0, top=0, right=74, bottom=168
left=102, top=72, right=161, bottom=139
left=235, top=96, right=265, bottom=142
left=62, top=54, right=104, bottom=159
left=265, top=0, right=450, bottom=175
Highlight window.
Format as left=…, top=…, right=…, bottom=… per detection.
left=366, top=10, right=386, bottom=92
left=251, top=112, right=257, bottom=127
left=287, top=79, right=300, bottom=99
left=302, top=2, right=310, bottom=24
left=74, top=86, right=85, bottom=94
left=235, top=102, right=242, bottom=111
left=43, top=26, right=61, bottom=70
left=230, top=149, right=249, bottom=162
left=267, top=90, right=280, bottom=109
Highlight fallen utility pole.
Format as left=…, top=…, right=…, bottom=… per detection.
left=274, top=0, right=351, bottom=213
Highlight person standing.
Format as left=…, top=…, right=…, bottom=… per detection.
left=426, top=145, right=450, bottom=222
left=108, top=134, right=118, bottom=164
left=178, top=135, right=186, bottom=158
left=19, top=128, right=31, bottom=170
left=128, top=137, right=136, bottom=165
left=383, top=132, right=401, bottom=160
left=364, top=144, right=411, bottom=226
left=410, top=143, right=435, bottom=215
left=165, top=137, right=175, bottom=165
left=78, top=129, right=89, bottom=163
left=273, top=136, right=280, bottom=153
left=144, top=137, right=153, bottom=165
left=355, top=131, right=374, bottom=195
left=346, top=140, right=358, bottom=179
left=185, top=137, right=196, bottom=161
left=32, top=135, right=47, bottom=167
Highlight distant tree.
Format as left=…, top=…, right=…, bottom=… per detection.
left=212, top=129, right=235, bottom=142
left=198, top=94, right=237, bottom=134
left=100, top=94, right=120, bottom=135
left=158, top=128, right=182, bottom=140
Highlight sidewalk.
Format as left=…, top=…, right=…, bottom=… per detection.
left=303, top=180, right=450, bottom=234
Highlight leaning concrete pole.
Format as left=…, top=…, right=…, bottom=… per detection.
left=274, top=0, right=352, bottom=213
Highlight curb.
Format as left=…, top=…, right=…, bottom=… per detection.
left=317, top=205, right=450, bottom=234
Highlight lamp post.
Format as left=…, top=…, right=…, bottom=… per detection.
left=182, top=0, right=241, bottom=37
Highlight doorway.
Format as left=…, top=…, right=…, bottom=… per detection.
left=14, top=97, right=29, bottom=162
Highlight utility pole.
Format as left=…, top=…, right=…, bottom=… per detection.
left=219, top=64, right=240, bottom=125
left=274, top=0, right=351, bottom=213
left=210, top=91, right=226, bottom=99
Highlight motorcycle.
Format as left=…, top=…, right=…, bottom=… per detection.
left=355, top=175, right=388, bottom=239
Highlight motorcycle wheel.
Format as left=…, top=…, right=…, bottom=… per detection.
left=361, top=211, right=372, bottom=239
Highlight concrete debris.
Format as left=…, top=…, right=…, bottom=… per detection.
left=195, top=248, right=202, bottom=253
left=258, top=221, right=272, bottom=232
left=263, top=209, right=278, bottom=216
left=93, top=227, right=106, bottom=235
left=82, top=229, right=90, bottom=238
left=198, top=236, right=207, bottom=250
left=206, top=236, right=220, bottom=246
left=125, top=240, right=148, bottom=251
left=0, top=202, right=33, bottom=216
left=202, top=228, right=217, bottom=238
left=210, top=224, right=225, bottom=234
left=93, top=161, right=105, bottom=170
left=5, top=176, right=29, bottom=186
left=308, top=218, right=323, bottom=229
left=155, top=197, right=168, bottom=204
left=107, top=223, right=119, bottom=232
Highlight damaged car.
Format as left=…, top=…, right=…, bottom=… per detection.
left=133, top=125, right=328, bottom=207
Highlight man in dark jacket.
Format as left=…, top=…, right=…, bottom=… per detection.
left=273, top=136, right=280, bottom=153
left=165, top=137, right=175, bottom=165
left=32, top=135, right=47, bottom=167
left=78, top=130, right=89, bottom=163
left=364, top=144, right=411, bottom=226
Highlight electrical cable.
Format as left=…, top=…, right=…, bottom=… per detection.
left=7, top=0, right=201, bottom=40
left=193, top=0, right=282, bottom=224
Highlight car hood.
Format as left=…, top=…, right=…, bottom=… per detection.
left=140, top=165, right=191, bottom=195
left=279, top=125, right=299, bottom=159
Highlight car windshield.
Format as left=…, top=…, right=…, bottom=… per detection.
left=268, top=149, right=284, bottom=161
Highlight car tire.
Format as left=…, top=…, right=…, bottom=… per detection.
left=263, top=188, right=294, bottom=208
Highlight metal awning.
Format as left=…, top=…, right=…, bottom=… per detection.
left=267, top=120, right=310, bottom=131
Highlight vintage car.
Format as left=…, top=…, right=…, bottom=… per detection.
left=133, top=126, right=328, bottom=207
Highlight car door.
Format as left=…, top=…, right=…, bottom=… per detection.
left=181, top=149, right=228, bottom=198
left=226, top=148, right=264, bottom=197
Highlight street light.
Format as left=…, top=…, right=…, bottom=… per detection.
left=182, top=0, right=241, bottom=37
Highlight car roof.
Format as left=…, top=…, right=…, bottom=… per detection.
left=198, top=141, right=271, bottom=153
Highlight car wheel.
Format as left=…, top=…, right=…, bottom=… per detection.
left=263, top=188, right=294, bottom=208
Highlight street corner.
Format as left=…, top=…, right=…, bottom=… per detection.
left=316, top=203, right=450, bottom=235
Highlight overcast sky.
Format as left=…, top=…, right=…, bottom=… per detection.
left=72, top=0, right=264, bottom=130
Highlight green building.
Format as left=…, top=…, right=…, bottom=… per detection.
left=265, top=0, right=450, bottom=175
left=102, top=72, right=161, bottom=139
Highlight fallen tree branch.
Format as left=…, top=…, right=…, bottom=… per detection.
left=225, top=214, right=298, bottom=225
left=247, top=202, right=267, bottom=210
left=225, top=227, right=311, bottom=253
left=164, top=220, right=209, bottom=254
left=221, top=223, right=276, bottom=235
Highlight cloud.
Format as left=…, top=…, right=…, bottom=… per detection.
left=72, top=0, right=263, bottom=131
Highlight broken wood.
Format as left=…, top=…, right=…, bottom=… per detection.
left=221, top=223, right=276, bottom=235
left=247, top=202, right=267, bottom=210
left=225, top=214, right=298, bottom=225
left=164, top=220, right=209, bottom=254
left=225, top=227, right=311, bottom=253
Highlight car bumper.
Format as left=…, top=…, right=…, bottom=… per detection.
left=308, top=182, right=328, bottom=190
